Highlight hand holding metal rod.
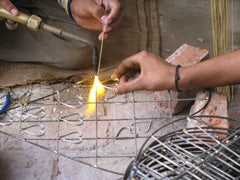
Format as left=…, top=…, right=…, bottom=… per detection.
left=0, top=6, right=99, bottom=74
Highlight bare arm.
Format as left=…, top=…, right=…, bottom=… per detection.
left=111, top=50, right=240, bottom=94
left=179, top=49, right=240, bottom=90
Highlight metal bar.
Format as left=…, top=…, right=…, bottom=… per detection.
left=206, top=163, right=235, bottom=180
left=138, top=162, right=165, bottom=179
left=132, top=92, right=138, bottom=156
left=152, top=136, right=216, bottom=180
left=55, top=91, right=61, bottom=153
left=0, top=116, right=176, bottom=123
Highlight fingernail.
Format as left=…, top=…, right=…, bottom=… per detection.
left=113, top=86, right=119, bottom=94
left=101, top=15, right=107, bottom=23
left=98, top=33, right=103, bottom=41
left=11, top=9, right=18, bottom=16
left=96, top=0, right=101, bottom=5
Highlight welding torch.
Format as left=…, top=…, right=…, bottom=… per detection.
left=0, top=6, right=99, bottom=75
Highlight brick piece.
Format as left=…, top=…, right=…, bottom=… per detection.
left=188, top=90, right=229, bottom=139
left=166, top=44, right=209, bottom=67
left=154, top=44, right=209, bottom=114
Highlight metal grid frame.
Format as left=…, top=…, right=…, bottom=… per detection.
left=0, top=83, right=222, bottom=177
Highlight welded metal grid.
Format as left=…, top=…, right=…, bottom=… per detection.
left=124, top=116, right=240, bottom=179
left=0, top=82, right=213, bottom=176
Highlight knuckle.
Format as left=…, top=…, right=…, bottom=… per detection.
left=118, top=86, right=125, bottom=94
left=113, top=0, right=121, bottom=10
left=122, top=59, right=130, bottom=66
left=140, top=50, right=148, bottom=56
left=95, top=8, right=103, bottom=17
left=138, top=50, right=149, bottom=61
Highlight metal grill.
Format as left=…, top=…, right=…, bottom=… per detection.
left=0, top=82, right=239, bottom=179
left=124, top=116, right=240, bottom=180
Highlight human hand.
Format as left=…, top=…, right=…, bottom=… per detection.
left=70, top=0, right=125, bottom=40
left=0, top=0, right=18, bottom=16
left=111, top=51, right=176, bottom=94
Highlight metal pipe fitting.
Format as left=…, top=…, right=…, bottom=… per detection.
left=5, top=20, right=18, bottom=30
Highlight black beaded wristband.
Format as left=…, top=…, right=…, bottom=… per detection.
left=175, top=65, right=181, bottom=92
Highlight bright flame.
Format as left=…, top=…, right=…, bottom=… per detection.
left=87, top=76, right=105, bottom=114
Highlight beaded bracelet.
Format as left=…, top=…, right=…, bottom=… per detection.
left=175, top=65, right=181, bottom=92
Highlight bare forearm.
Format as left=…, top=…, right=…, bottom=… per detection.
left=178, top=50, right=240, bottom=90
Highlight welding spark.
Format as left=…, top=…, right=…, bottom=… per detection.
left=87, top=76, right=105, bottom=115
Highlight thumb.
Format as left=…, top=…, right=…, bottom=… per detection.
left=113, top=79, right=142, bottom=95
left=0, top=0, right=18, bottom=16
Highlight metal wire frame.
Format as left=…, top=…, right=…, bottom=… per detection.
left=0, top=83, right=211, bottom=177
left=124, top=115, right=240, bottom=180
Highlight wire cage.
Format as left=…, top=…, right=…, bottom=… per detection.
left=124, top=115, right=240, bottom=180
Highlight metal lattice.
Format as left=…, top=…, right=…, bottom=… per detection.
left=0, top=82, right=239, bottom=179
left=124, top=116, right=240, bottom=180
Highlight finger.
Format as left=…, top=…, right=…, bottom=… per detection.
left=111, top=55, right=141, bottom=79
left=113, top=78, right=142, bottom=94
left=119, top=71, right=138, bottom=84
left=119, top=74, right=129, bottom=83
left=89, top=2, right=106, bottom=23
left=98, top=27, right=112, bottom=40
left=109, top=10, right=125, bottom=30
left=103, top=24, right=112, bottom=32
left=98, top=32, right=108, bottom=40
left=98, top=11, right=125, bottom=40
left=104, top=0, right=121, bottom=25
left=0, top=0, right=18, bottom=16
left=73, top=15, right=102, bottom=31
left=95, top=0, right=103, bottom=6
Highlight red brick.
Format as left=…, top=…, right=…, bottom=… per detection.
left=166, top=44, right=209, bottom=66
left=154, top=44, right=209, bottom=114
left=188, top=90, right=229, bottom=139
